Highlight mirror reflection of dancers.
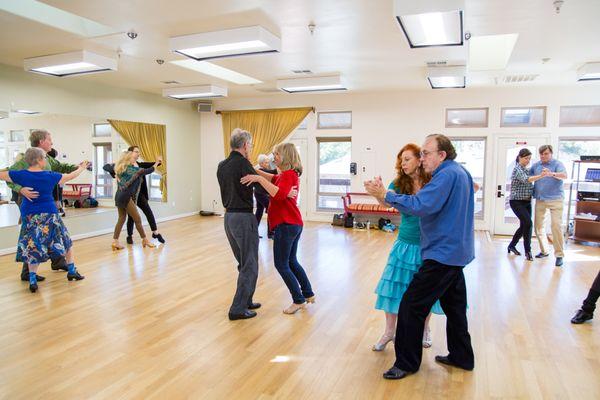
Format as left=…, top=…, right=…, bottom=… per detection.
left=125, top=146, right=165, bottom=244
left=110, top=151, right=162, bottom=250
left=0, top=148, right=87, bottom=293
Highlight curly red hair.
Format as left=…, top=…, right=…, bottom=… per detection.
left=391, top=143, right=431, bottom=195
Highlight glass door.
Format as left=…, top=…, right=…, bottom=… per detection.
left=493, top=136, right=549, bottom=235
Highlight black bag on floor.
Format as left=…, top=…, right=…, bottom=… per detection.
left=332, top=214, right=345, bottom=226
left=378, top=217, right=391, bottom=230
left=344, top=215, right=354, bottom=228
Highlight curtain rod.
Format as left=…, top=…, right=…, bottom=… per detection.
left=215, top=106, right=315, bottom=115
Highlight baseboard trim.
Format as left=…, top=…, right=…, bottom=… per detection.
left=0, top=211, right=199, bottom=256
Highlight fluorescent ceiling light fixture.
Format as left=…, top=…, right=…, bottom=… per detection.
left=277, top=75, right=347, bottom=93
left=162, top=85, right=227, bottom=100
left=394, top=0, right=464, bottom=47
left=24, top=50, right=117, bottom=77
left=170, top=59, right=262, bottom=85
left=13, top=109, right=40, bottom=114
left=427, top=66, right=466, bottom=89
left=170, top=26, right=281, bottom=61
left=0, top=110, right=8, bottom=119
left=577, top=62, right=600, bottom=81
left=0, top=0, right=119, bottom=38
left=468, top=34, right=518, bottom=71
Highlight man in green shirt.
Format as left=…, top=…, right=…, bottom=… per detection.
left=8, top=130, right=78, bottom=282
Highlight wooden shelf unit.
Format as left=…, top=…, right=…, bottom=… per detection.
left=566, top=160, right=600, bottom=244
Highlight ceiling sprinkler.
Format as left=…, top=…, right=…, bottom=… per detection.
left=308, top=22, right=315, bottom=35
left=553, top=0, right=564, bottom=14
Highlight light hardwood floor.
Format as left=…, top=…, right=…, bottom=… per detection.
left=0, top=216, right=599, bottom=399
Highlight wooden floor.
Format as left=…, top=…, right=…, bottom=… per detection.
left=0, top=216, right=599, bottom=400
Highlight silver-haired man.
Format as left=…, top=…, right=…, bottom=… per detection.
left=217, top=128, right=261, bottom=320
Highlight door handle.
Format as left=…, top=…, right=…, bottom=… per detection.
left=497, top=191, right=504, bottom=198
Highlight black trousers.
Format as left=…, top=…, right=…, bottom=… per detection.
left=582, top=270, right=600, bottom=313
left=254, top=192, right=270, bottom=225
left=509, top=200, right=532, bottom=253
left=127, top=196, right=157, bottom=237
left=394, top=259, right=474, bottom=372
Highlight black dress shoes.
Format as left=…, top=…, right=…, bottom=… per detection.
left=51, top=264, right=68, bottom=271
left=228, top=310, right=257, bottom=320
left=571, top=309, right=593, bottom=324
left=435, top=355, right=474, bottom=371
left=555, top=257, right=563, bottom=267
left=535, top=252, right=549, bottom=258
left=525, top=252, right=533, bottom=261
left=507, top=245, right=521, bottom=256
left=67, top=271, right=85, bottom=281
left=383, top=366, right=411, bottom=380
left=21, top=273, right=45, bottom=282
left=126, top=236, right=134, bottom=245
left=152, top=233, right=166, bottom=244
left=29, top=283, right=38, bottom=293
left=248, top=302, right=262, bottom=310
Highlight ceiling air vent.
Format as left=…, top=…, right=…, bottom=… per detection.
left=161, top=80, right=181, bottom=84
left=292, top=69, right=313, bottom=74
left=502, top=74, right=538, bottom=84
left=426, top=61, right=448, bottom=67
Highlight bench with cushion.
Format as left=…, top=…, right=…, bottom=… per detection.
left=342, top=192, right=399, bottom=218
left=62, top=183, right=92, bottom=205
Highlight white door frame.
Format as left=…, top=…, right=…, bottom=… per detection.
left=492, top=134, right=551, bottom=235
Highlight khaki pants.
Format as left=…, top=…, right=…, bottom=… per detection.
left=534, top=199, right=564, bottom=257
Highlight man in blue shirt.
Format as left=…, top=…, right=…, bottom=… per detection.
left=529, top=145, right=567, bottom=267
left=365, top=134, right=475, bottom=380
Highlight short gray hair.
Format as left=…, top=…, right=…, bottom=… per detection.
left=29, top=130, right=50, bottom=147
left=539, top=144, right=553, bottom=154
left=230, top=128, right=252, bottom=150
left=23, top=147, right=46, bottom=166
left=257, top=154, right=269, bottom=164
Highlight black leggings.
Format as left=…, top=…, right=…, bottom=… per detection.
left=127, top=196, right=157, bottom=237
left=509, top=200, right=532, bottom=252
left=582, top=270, right=600, bottom=313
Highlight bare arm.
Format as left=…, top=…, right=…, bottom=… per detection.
left=242, top=175, right=280, bottom=197
left=0, top=170, right=12, bottom=182
left=59, top=162, right=89, bottom=185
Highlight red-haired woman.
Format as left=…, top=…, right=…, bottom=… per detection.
left=372, top=144, right=444, bottom=351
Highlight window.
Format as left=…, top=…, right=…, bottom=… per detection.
left=297, top=116, right=308, bottom=130
left=559, top=138, right=600, bottom=219
left=317, top=137, right=351, bottom=210
left=10, top=130, right=25, bottom=142
left=450, top=138, right=486, bottom=219
left=0, top=131, right=5, bottom=143
left=446, top=108, right=488, bottom=128
left=500, top=106, right=546, bottom=127
left=559, top=105, right=600, bottom=127
left=93, top=143, right=113, bottom=198
left=93, top=123, right=112, bottom=137
left=147, top=173, right=162, bottom=201
left=317, top=111, right=352, bottom=129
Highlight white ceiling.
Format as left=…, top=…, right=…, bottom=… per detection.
left=1, top=0, right=599, bottom=98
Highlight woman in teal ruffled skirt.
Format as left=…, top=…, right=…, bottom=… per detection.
left=372, top=144, right=444, bottom=351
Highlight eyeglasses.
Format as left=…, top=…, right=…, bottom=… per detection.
left=419, top=149, right=440, bottom=157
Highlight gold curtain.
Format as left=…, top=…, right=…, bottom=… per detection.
left=108, top=119, right=167, bottom=202
left=219, top=107, right=312, bottom=164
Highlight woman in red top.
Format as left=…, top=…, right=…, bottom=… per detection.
left=241, top=143, right=315, bottom=314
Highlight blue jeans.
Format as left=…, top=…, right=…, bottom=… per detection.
left=273, top=224, right=314, bottom=304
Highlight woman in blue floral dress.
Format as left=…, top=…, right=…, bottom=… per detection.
left=0, top=147, right=88, bottom=293
left=372, top=144, right=444, bottom=351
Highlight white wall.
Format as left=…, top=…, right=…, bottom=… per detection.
left=200, top=85, right=600, bottom=231
left=0, top=64, right=202, bottom=253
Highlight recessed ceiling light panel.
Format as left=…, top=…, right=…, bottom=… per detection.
left=469, top=34, right=518, bottom=71
left=277, top=75, right=347, bottom=93
left=24, top=50, right=117, bottom=77
left=394, top=0, right=464, bottom=48
left=577, top=62, right=600, bottom=81
left=427, top=65, right=466, bottom=89
left=170, top=60, right=262, bottom=85
left=170, top=26, right=281, bottom=61
left=162, top=85, right=227, bottom=100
